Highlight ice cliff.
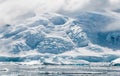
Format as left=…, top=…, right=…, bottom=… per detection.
left=0, top=12, right=120, bottom=64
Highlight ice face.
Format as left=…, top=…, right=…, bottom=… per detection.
left=11, top=42, right=31, bottom=54
left=25, top=32, right=45, bottom=49
left=111, top=58, right=120, bottom=66
left=0, top=12, right=120, bottom=64
left=75, top=12, right=120, bottom=49
left=43, top=56, right=90, bottom=65
left=0, top=13, right=75, bottom=55
left=37, top=37, right=74, bottom=54
left=67, top=25, right=89, bottom=47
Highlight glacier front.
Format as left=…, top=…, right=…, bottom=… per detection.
left=0, top=12, right=120, bottom=65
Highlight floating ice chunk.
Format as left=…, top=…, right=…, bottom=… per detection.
left=18, top=61, right=41, bottom=65
left=43, top=56, right=89, bottom=65
left=111, top=58, right=120, bottom=66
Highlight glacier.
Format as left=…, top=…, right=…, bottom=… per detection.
left=111, top=58, right=120, bottom=66
left=0, top=12, right=120, bottom=65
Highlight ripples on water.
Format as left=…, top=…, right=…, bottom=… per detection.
left=0, top=62, right=120, bottom=76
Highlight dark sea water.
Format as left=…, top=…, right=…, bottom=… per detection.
left=0, top=62, right=120, bottom=76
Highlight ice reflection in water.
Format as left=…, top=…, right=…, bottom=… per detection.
left=0, top=62, right=120, bottom=76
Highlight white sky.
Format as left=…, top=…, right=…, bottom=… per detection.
left=0, top=0, right=120, bottom=26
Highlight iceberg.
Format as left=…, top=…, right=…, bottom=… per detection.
left=111, top=58, right=120, bottom=66
left=43, top=56, right=89, bottom=65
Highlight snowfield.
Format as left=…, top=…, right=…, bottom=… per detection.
left=0, top=12, right=120, bottom=65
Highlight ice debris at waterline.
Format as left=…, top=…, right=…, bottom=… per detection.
left=0, top=12, right=120, bottom=64
left=111, top=58, right=120, bottom=66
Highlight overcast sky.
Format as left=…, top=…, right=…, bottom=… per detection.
left=0, top=0, right=120, bottom=26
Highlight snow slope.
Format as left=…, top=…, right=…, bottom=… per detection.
left=0, top=12, right=120, bottom=64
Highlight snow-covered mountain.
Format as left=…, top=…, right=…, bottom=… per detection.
left=0, top=12, right=120, bottom=65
